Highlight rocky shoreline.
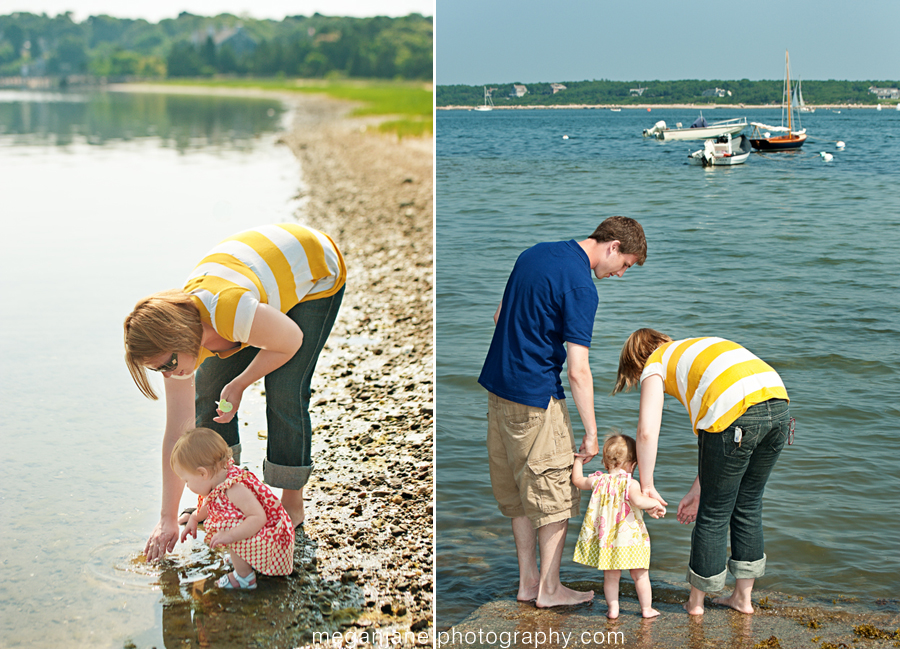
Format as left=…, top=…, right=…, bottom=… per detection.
left=281, top=93, right=434, bottom=645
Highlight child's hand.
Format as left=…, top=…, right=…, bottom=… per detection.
left=646, top=502, right=667, bottom=519
left=180, top=513, right=200, bottom=543
left=208, top=529, right=234, bottom=548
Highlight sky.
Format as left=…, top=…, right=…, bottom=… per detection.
left=0, top=0, right=433, bottom=21
left=437, top=0, right=899, bottom=84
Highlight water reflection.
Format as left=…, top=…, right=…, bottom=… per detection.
left=0, top=90, right=286, bottom=151
left=150, top=533, right=365, bottom=648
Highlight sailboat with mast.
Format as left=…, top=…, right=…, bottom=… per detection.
left=474, top=86, right=494, bottom=112
left=749, top=50, right=808, bottom=151
left=796, top=78, right=815, bottom=113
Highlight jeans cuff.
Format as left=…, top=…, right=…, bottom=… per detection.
left=263, top=459, right=313, bottom=490
left=230, top=444, right=242, bottom=466
left=686, top=565, right=727, bottom=592
left=728, top=554, right=766, bottom=579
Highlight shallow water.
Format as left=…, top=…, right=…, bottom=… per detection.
left=435, top=107, right=900, bottom=625
left=0, top=89, right=320, bottom=647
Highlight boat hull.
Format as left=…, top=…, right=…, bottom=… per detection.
left=659, top=123, right=746, bottom=141
left=688, top=134, right=752, bottom=166
left=750, top=134, right=807, bottom=151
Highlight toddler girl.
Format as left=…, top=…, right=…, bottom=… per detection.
left=572, top=432, right=665, bottom=618
left=172, top=427, right=295, bottom=589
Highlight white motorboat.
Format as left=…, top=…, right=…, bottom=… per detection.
left=474, top=86, right=494, bottom=112
left=643, top=113, right=747, bottom=141
left=687, top=133, right=752, bottom=166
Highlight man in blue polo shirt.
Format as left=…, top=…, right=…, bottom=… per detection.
left=479, top=216, right=647, bottom=608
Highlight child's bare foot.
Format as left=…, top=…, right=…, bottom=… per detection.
left=712, top=594, right=754, bottom=614
left=606, top=602, right=619, bottom=619
left=535, top=584, right=594, bottom=608
left=642, top=607, right=660, bottom=618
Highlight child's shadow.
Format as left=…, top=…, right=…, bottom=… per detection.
left=159, top=530, right=366, bottom=649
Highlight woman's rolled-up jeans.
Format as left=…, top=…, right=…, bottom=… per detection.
left=688, top=398, right=790, bottom=593
left=194, top=286, right=344, bottom=491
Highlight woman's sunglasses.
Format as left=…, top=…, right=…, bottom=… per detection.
left=151, top=352, right=178, bottom=373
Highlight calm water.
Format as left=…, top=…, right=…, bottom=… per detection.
left=0, top=89, right=307, bottom=647
left=435, top=108, right=900, bottom=625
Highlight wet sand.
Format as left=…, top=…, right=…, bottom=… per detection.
left=438, top=581, right=900, bottom=649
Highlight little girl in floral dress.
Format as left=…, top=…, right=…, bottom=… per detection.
left=172, top=427, right=295, bottom=589
left=573, top=432, right=666, bottom=618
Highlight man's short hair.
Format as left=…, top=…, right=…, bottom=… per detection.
left=589, top=216, right=647, bottom=265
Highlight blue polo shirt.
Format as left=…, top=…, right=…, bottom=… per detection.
left=478, top=240, right=599, bottom=408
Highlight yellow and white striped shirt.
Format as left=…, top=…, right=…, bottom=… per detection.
left=184, top=224, right=346, bottom=347
left=640, top=337, right=788, bottom=434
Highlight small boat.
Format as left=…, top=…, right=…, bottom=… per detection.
left=474, top=86, right=494, bottom=112
left=688, top=133, right=752, bottom=166
left=750, top=51, right=807, bottom=151
left=643, top=113, right=747, bottom=141
left=796, top=78, right=815, bottom=113
left=610, top=108, right=621, bottom=112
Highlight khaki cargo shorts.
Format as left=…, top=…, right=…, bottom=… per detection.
left=486, top=392, right=580, bottom=529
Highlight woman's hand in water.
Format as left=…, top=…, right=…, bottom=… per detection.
left=144, top=517, right=179, bottom=562
left=677, top=489, right=700, bottom=524
left=213, top=381, right=245, bottom=424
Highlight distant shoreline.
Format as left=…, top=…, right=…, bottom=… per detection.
left=438, top=103, right=885, bottom=110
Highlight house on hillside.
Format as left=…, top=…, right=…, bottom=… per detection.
left=869, top=86, right=899, bottom=100
left=630, top=87, right=646, bottom=97
left=551, top=83, right=566, bottom=94
left=192, top=24, right=258, bottom=56
left=702, top=87, right=730, bottom=98
left=511, top=84, right=528, bottom=97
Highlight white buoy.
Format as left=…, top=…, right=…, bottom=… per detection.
left=820, top=152, right=833, bottom=161
left=836, top=141, right=845, bottom=149
left=562, top=135, right=569, bottom=140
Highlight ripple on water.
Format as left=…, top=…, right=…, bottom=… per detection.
left=86, top=537, right=226, bottom=592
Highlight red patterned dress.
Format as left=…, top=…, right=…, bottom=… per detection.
left=201, top=462, right=295, bottom=575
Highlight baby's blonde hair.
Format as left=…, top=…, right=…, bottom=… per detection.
left=170, top=427, right=232, bottom=475
left=602, top=430, right=637, bottom=471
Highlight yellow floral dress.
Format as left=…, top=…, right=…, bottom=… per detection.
left=573, top=471, right=651, bottom=570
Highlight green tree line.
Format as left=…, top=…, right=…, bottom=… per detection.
left=438, top=79, right=900, bottom=107
left=0, top=11, right=432, bottom=80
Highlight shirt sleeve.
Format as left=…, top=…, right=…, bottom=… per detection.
left=561, top=286, right=599, bottom=347
left=212, top=287, right=260, bottom=342
left=640, top=348, right=665, bottom=384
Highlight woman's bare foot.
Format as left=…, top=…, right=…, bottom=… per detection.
left=642, top=607, right=661, bottom=618
left=535, top=584, right=594, bottom=608
left=712, top=593, right=754, bottom=614
left=280, top=488, right=304, bottom=527
left=684, top=586, right=706, bottom=615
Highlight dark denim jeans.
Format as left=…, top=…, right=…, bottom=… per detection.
left=195, top=286, right=344, bottom=490
left=687, top=398, right=790, bottom=592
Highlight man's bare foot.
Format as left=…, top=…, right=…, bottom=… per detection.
left=642, top=607, right=660, bottom=618
left=517, top=582, right=539, bottom=602
left=606, top=602, right=619, bottom=619
left=535, top=584, right=594, bottom=608
left=712, top=594, right=754, bottom=614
